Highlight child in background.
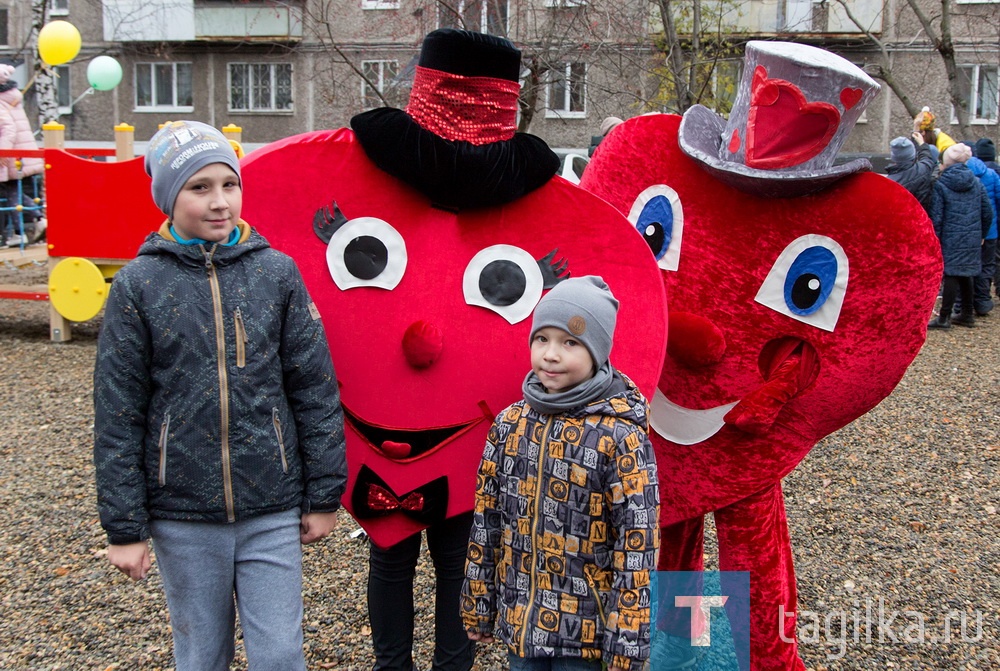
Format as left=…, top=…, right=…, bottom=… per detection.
left=93, top=120, right=346, bottom=670
left=461, top=276, right=659, bottom=671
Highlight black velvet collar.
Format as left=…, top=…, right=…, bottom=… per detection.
left=351, top=107, right=560, bottom=211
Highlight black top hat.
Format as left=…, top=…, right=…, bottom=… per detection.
left=678, top=41, right=880, bottom=198
left=351, top=29, right=559, bottom=210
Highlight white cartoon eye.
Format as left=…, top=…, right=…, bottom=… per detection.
left=463, top=245, right=544, bottom=324
left=326, top=216, right=407, bottom=290
left=628, top=184, right=684, bottom=271
left=755, top=234, right=848, bottom=332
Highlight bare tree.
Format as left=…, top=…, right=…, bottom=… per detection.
left=646, top=0, right=744, bottom=115
left=30, top=0, right=60, bottom=127
left=834, top=0, right=998, bottom=140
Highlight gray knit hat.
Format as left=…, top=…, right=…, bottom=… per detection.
left=889, top=136, right=915, bottom=164
left=530, top=276, right=619, bottom=366
left=144, top=121, right=241, bottom=218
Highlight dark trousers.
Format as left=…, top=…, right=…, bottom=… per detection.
left=941, top=275, right=975, bottom=320
left=974, top=239, right=998, bottom=313
left=368, top=512, right=475, bottom=671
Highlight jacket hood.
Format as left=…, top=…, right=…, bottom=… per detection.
left=967, top=156, right=989, bottom=177
left=937, top=164, right=978, bottom=192
left=137, top=219, right=267, bottom=265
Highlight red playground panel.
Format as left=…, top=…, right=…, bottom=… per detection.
left=45, top=149, right=163, bottom=260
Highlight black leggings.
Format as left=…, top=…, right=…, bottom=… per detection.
left=941, top=275, right=974, bottom=318
left=367, top=512, right=475, bottom=671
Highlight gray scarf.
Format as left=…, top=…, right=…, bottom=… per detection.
left=521, top=361, right=616, bottom=415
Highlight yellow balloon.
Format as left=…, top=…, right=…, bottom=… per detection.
left=38, top=21, right=81, bottom=67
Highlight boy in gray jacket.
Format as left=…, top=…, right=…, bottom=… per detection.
left=93, top=121, right=346, bottom=670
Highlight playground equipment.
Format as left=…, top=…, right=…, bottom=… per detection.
left=0, top=121, right=245, bottom=342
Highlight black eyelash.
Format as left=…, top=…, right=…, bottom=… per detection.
left=537, top=248, right=570, bottom=289
left=313, top=201, right=348, bottom=244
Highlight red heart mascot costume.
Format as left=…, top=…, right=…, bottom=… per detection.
left=240, top=29, right=667, bottom=671
left=580, top=42, right=942, bottom=670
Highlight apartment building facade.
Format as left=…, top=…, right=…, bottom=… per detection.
left=0, top=0, right=997, bottom=155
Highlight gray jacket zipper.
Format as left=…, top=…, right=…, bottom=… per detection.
left=234, top=308, right=247, bottom=369
left=272, top=407, right=289, bottom=473
left=157, top=414, right=171, bottom=486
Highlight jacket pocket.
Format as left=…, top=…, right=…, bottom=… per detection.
left=234, top=308, right=248, bottom=369
left=157, top=414, right=171, bottom=486
left=272, top=408, right=289, bottom=473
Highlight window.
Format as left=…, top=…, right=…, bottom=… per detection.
left=546, top=62, right=586, bottom=118
left=229, top=63, right=292, bottom=112
left=438, top=0, right=508, bottom=34
left=544, top=0, right=586, bottom=7
left=135, top=62, right=193, bottom=111
left=362, top=0, right=400, bottom=8
left=49, top=0, right=69, bottom=16
left=956, top=64, right=999, bottom=124
left=0, top=8, right=8, bottom=46
left=55, top=65, right=71, bottom=114
left=362, top=60, right=398, bottom=109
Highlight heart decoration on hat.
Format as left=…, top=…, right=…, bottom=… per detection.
left=745, top=66, right=840, bottom=170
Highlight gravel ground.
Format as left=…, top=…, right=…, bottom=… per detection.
left=0, top=262, right=996, bottom=670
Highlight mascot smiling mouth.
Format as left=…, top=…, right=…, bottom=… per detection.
left=650, top=337, right=820, bottom=445
left=342, top=405, right=490, bottom=461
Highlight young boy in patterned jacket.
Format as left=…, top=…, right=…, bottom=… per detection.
left=461, top=276, right=659, bottom=671
left=93, top=121, right=346, bottom=671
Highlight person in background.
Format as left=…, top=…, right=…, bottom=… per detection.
left=914, top=106, right=957, bottom=156
left=588, top=116, right=624, bottom=157
left=0, top=64, right=44, bottom=246
left=974, top=137, right=1000, bottom=301
left=960, top=153, right=998, bottom=316
left=928, top=143, right=992, bottom=329
left=886, top=131, right=937, bottom=214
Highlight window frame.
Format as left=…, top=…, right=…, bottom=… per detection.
left=361, top=59, right=399, bottom=110
left=437, top=0, right=509, bottom=34
left=55, top=64, right=71, bottom=115
left=953, top=63, right=999, bottom=125
left=361, top=0, right=400, bottom=8
left=228, top=62, right=294, bottom=113
left=545, top=62, right=587, bottom=119
left=134, top=62, right=194, bottom=112
left=49, top=0, right=69, bottom=16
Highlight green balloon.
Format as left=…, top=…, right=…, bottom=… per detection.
left=87, top=56, right=122, bottom=91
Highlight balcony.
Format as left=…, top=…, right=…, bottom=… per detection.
left=651, top=0, right=883, bottom=38
left=102, top=0, right=304, bottom=42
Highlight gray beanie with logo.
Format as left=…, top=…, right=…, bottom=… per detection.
left=530, top=275, right=620, bottom=366
left=144, top=120, right=241, bottom=218
left=889, top=136, right=916, bottom=165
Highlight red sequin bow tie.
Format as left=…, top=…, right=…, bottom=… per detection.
left=367, top=484, right=426, bottom=513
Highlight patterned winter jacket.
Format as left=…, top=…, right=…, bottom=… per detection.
left=94, top=221, right=346, bottom=545
left=461, top=372, right=659, bottom=670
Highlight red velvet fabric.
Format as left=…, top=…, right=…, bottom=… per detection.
left=240, top=129, right=668, bottom=548
left=581, top=113, right=943, bottom=670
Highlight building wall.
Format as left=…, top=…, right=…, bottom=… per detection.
left=3, top=0, right=999, bottom=155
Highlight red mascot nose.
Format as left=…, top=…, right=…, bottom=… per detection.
left=667, top=311, right=726, bottom=368
left=402, top=320, right=444, bottom=369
